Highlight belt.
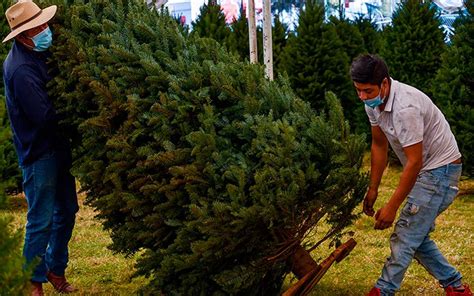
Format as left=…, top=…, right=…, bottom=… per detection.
left=451, top=158, right=462, bottom=164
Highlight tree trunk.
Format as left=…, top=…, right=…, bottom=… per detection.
left=289, top=244, right=319, bottom=279
left=248, top=0, right=258, bottom=63
left=262, top=0, right=273, bottom=80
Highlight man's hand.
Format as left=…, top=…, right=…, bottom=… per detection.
left=374, top=204, right=398, bottom=230
left=371, top=142, right=422, bottom=230
left=363, top=188, right=378, bottom=216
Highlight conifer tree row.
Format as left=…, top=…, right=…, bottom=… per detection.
left=381, top=0, right=445, bottom=97
left=354, top=16, right=382, bottom=56
left=280, top=0, right=362, bottom=134
left=329, top=16, right=366, bottom=63
left=271, top=16, right=288, bottom=77
left=225, top=9, right=264, bottom=62
left=191, top=0, right=231, bottom=46
left=191, top=3, right=266, bottom=65
left=190, top=2, right=286, bottom=74
left=43, top=0, right=367, bottom=293
left=328, top=16, right=370, bottom=137
left=432, top=0, right=474, bottom=176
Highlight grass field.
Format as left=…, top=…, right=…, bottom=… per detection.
left=287, top=162, right=473, bottom=295
left=1, top=160, right=472, bottom=295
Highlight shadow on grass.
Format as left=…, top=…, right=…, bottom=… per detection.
left=457, top=193, right=474, bottom=201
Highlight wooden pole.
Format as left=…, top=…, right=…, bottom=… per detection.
left=248, top=0, right=258, bottom=64
left=262, top=0, right=273, bottom=80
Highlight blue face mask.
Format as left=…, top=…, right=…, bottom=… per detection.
left=31, top=27, right=53, bottom=52
left=364, top=87, right=385, bottom=109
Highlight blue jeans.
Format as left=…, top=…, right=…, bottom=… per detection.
left=21, top=150, right=78, bottom=283
left=375, top=163, right=463, bottom=295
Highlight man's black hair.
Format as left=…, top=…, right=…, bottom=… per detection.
left=350, top=54, right=390, bottom=85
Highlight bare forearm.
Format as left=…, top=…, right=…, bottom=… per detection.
left=369, top=144, right=388, bottom=190
left=387, top=161, right=422, bottom=210
left=372, top=136, right=423, bottom=230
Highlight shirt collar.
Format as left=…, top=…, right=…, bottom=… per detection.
left=380, top=78, right=396, bottom=113
left=14, top=40, right=51, bottom=60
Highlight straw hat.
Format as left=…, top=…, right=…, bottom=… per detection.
left=2, top=0, right=57, bottom=43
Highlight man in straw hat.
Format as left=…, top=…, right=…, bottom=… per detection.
left=3, top=1, right=78, bottom=295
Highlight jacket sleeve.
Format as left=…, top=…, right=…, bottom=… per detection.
left=11, top=64, right=57, bottom=127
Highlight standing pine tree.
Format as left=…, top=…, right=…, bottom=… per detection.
left=0, top=212, right=31, bottom=295
left=224, top=8, right=248, bottom=59
left=328, top=16, right=369, bottom=136
left=0, top=190, right=31, bottom=296
left=329, top=16, right=366, bottom=62
left=1, top=0, right=22, bottom=198
left=225, top=7, right=263, bottom=62
left=191, top=0, right=231, bottom=46
left=272, top=16, right=288, bottom=77
left=354, top=16, right=382, bottom=55
left=432, top=0, right=474, bottom=176
left=381, top=0, right=445, bottom=97
left=281, top=0, right=360, bottom=133
left=0, top=104, right=22, bottom=196
left=46, top=0, right=367, bottom=294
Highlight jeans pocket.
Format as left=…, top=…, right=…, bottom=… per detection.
left=417, top=171, right=439, bottom=190
left=407, top=180, right=437, bottom=207
left=448, top=167, right=462, bottom=186
left=438, top=185, right=459, bottom=214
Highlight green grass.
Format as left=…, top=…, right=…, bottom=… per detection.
left=1, top=160, right=472, bottom=295
left=0, top=193, right=148, bottom=295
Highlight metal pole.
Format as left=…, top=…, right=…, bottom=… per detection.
left=248, top=0, right=258, bottom=64
left=263, top=0, right=273, bottom=80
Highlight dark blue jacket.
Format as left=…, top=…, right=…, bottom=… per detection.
left=3, top=41, right=60, bottom=166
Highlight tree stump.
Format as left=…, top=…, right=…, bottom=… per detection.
left=283, top=238, right=357, bottom=296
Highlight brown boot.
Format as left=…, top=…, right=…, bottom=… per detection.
left=47, top=271, right=77, bottom=293
left=30, top=281, right=44, bottom=296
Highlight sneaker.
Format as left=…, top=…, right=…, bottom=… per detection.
left=47, top=271, right=77, bottom=293
left=30, top=281, right=44, bottom=296
left=367, top=287, right=381, bottom=296
left=446, top=284, right=472, bottom=296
